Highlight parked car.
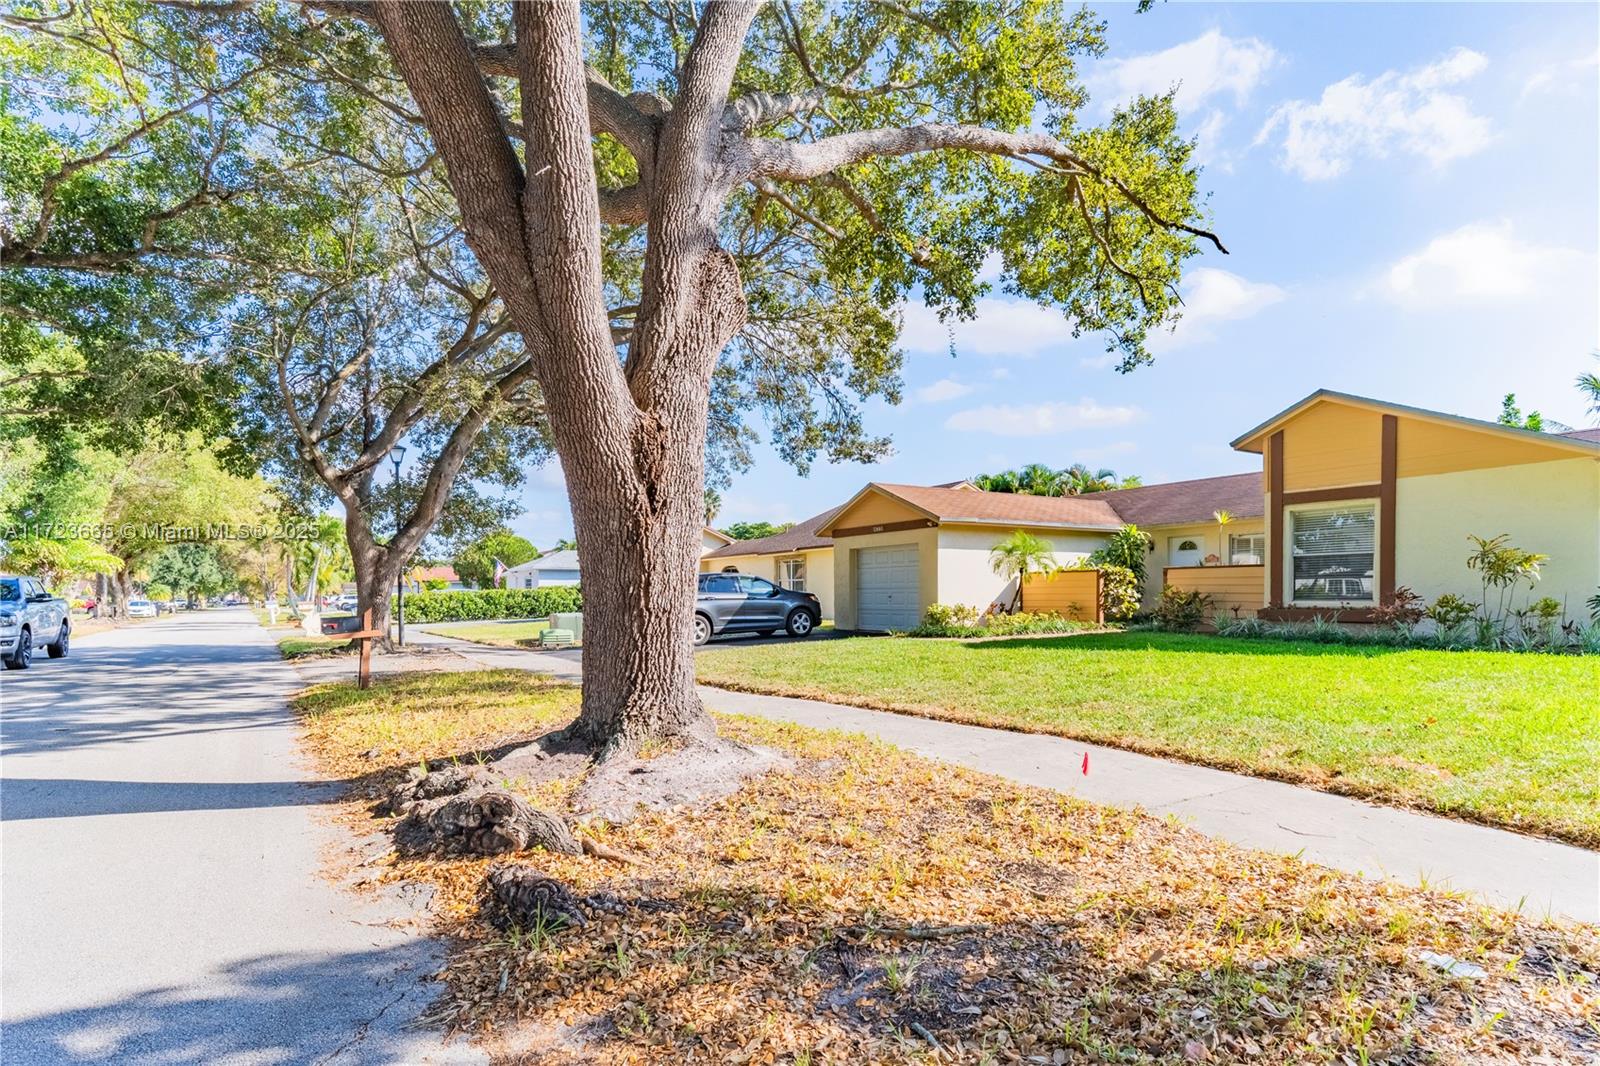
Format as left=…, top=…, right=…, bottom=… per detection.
left=126, top=599, right=158, bottom=619
left=333, top=594, right=359, bottom=612
left=0, top=574, right=71, bottom=670
left=692, top=572, right=820, bottom=646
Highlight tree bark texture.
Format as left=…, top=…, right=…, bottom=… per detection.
left=372, top=0, right=757, bottom=752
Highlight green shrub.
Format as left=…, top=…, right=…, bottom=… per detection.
left=396, top=586, right=582, bottom=623
left=1425, top=593, right=1477, bottom=629
left=1096, top=564, right=1141, bottom=621
left=907, top=608, right=1095, bottom=639
left=1088, top=525, right=1153, bottom=584
left=1152, top=585, right=1211, bottom=632
left=921, top=603, right=980, bottom=629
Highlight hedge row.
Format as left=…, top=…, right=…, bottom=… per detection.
left=394, top=586, right=582, bottom=623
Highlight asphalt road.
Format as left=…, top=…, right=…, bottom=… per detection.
left=0, top=608, right=481, bottom=1065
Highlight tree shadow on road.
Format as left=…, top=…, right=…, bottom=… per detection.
left=1, top=942, right=480, bottom=1065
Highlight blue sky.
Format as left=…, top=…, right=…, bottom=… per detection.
left=508, top=2, right=1599, bottom=547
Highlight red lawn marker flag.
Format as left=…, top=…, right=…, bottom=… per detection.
left=492, top=558, right=508, bottom=588
left=1082, top=751, right=1089, bottom=775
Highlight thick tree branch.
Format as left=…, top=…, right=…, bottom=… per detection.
left=752, top=124, right=1228, bottom=253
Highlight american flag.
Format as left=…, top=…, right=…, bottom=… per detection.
left=492, top=559, right=508, bottom=587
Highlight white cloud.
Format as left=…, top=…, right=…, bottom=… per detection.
left=943, top=399, right=1141, bottom=437
left=1256, top=47, right=1491, bottom=180
left=1377, top=220, right=1589, bottom=307
left=899, top=297, right=1073, bottom=357
left=1094, top=29, right=1279, bottom=113
left=911, top=378, right=974, bottom=404
left=1152, top=268, right=1286, bottom=351
left=1520, top=48, right=1600, bottom=99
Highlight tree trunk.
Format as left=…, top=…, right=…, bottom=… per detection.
left=108, top=569, right=134, bottom=619
left=349, top=535, right=400, bottom=649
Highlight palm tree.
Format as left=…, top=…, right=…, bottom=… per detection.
left=1017, top=462, right=1064, bottom=497
left=1579, top=352, right=1600, bottom=424
left=1213, top=509, right=1234, bottom=565
left=1063, top=464, right=1118, bottom=495
left=989, top=530, right=1056, bottom=612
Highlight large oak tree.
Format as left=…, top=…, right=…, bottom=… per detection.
left=3, top=0, right=1221, bottom=760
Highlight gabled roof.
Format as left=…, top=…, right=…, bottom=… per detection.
left=819, top=482, right=1125, bottom=535
left=1561, top=427, right=1600, bottom=443
left=1231, top=389, right=1600, bottom=456
left=706, top=507, right=841, bottom=559
left=702, top=526, right=735, bottom=546
left=1083, top=472, right=1263, bottom=527
left=506, top=549, right=579, bottom=573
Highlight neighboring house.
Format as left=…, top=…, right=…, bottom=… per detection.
left=779, top=389, right=1600, bottom=631
left=818, top=483, right=1124, bottom=630
left=406, top=565, right=468, bottom=592
left=701, top=526, right=735, bottom=556
left=503, top=550, right=581, bottom=589
left=700, top=507, right=842, bottom=619
left=1227, top=389, right=1600, bottom=621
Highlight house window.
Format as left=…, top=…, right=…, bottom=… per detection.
left=1290, top=503, right=1376, bottom=602
left=778, top=556, right=806, bottom=592
left=1228, top=533, right=1265, bottom=565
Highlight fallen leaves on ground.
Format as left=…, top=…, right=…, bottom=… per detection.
left=295, top=669, right=1600, bottom=1064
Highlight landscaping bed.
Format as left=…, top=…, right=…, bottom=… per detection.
left=294, top=669, right=1598, bottom=1064
left=417, top=619, right=552, bottom=648
left=694, top=631, right=1600, bottom=846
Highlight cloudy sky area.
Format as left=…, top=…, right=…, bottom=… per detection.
left=509, top=2, right=1599, bottom=546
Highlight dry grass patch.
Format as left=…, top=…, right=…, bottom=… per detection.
left=295, top=670, right=1600, bottom=1065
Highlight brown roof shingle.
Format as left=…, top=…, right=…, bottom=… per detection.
left=1083, top=472, right=1263, bottom=527
left=855, top=483, right=1126, bottom=530
left=705, top=506, right=842, bottom=559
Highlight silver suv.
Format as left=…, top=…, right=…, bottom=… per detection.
left=693, top=572, right=820, bottom=645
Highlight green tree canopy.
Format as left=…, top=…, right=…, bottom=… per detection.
left=722, top=520, right=795, bottom=541
left=453, top=528, right=539, bottom=588
left=973, top=463, right=1139, bottom=496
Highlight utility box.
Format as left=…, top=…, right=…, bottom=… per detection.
left=550, top=612, right=583, bottom=642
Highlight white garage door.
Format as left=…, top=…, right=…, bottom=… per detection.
left=857, top=544, right=921, bottom=631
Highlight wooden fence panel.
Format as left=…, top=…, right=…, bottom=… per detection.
left=1022, top=570, right=1103, bottom=623
left=1163, top=564, right=1264, bottom=622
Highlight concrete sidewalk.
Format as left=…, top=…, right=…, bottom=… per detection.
left=408, top=629, right=1599, bottom=924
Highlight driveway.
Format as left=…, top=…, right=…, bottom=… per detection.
left=0, top=608, right=479, bottom=1064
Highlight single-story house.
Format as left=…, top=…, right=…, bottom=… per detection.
left=1227, top=389, right=1599, bottom=621
left=503, top=549, right=581, bottom=589
left=406, top=565, right=468, bottom=592
left=701, top=526, right=735, bottom=556
left=778, top=389, right=1599, bottom=631
left=700, top=507, right=841, bottom=619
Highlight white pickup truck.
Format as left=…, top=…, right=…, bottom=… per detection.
left=1, top=574, right=71, bottom=670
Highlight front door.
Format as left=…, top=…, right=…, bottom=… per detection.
left=1168, top=536, right=1205, bottom=568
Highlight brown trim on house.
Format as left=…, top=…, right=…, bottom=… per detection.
left=1268, top=431, right=1284, bottom=605
left=1164, top=564, right=1266, bottom=574
left=1379, top=413, right=1398, bottom=603
left=1281, top=484, right=1382, bottom=505
left=1258, top=606, right=1381, bottom=624
left=829, top=517, right=938, bottom=539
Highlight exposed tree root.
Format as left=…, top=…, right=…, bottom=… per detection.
left=394, top=784, right=582, bottom=858
left=483, top=864, right=587, bottom=931
left=568, top=734, right=791, bottom=825
left=578, top=836, right=641, bottom=865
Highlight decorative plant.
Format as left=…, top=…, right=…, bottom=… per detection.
left=1153, top=585, right=1211, bottom=632
left=1213, top=510, right=1234, bottom=565
left=1097, top=564, right=1142, bottom=621
left=989, top=530, right=1056, bottom=613
left=1588, top=588, right=1600, bottom=623
left=1088, top=524, right=1154, bottom=584
left=1465, top=534, right=1548, bottom=625
left=1425, top=593, right=1478, bottom=630
left=1370, top=586, right=1426, bottom=631
left=922, top=603, right=979, bottom=629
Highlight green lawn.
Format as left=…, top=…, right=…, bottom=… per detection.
left=695, top=631, right=1600, bottom=845
left=277, top=634, right=350, bottom=658
left=416, top=618, right=551, bottom=647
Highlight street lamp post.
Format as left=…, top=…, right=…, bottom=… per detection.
left=390, top=444, right=407, bottom=647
